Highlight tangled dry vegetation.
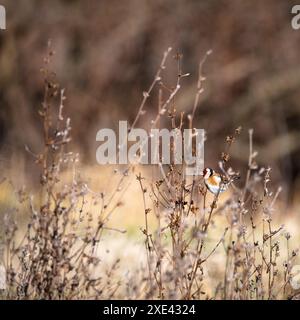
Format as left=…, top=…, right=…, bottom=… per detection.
left=0, top=46, right=299, bottom=300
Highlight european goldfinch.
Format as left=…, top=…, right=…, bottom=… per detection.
left=202, top=167, right=228, bottom=195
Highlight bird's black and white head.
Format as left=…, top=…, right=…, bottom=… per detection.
left=203, top=167, right=214, bottom=180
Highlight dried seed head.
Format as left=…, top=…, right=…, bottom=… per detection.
left=222, top=152, right=230, bottom=162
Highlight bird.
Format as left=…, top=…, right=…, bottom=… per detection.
left=202, top=167, right=229, bottom=195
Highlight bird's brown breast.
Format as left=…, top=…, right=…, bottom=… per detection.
left=206, top=175, right=221, bottom=186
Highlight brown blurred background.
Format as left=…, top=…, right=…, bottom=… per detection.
left=0, top=0, right=300, bottom=205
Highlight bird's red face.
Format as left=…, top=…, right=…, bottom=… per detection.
left=203, top=167, right=213, bottom=179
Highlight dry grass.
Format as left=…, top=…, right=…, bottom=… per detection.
left=0, top=46, right=300, bottom=300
